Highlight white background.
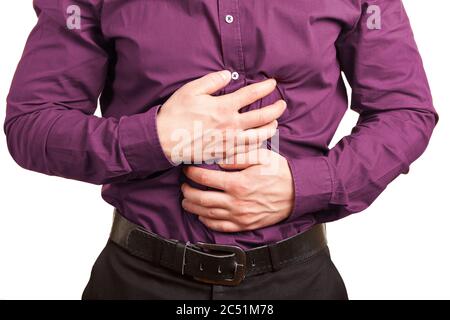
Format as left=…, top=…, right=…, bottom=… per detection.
left=0, top=1, right=448, bottom=300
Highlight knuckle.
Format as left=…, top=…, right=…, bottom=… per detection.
left=247, top=87, right=260, bottom=101
left=239, top=207, right=253, bottom=217
left=199, top=195, right=209, bottom=207
left=199, top=172, right=209, bottom=185
left=209, top=73, right=222, bottom=86
left=221, top=174, right=234, bottom=191
left=234, top=178, right=252, bottom=195
left=232, top=199, right=247, bottom=209
left=257, top=109, right=265, bottom=124
left=227, top=113, right=240, bottom=129
left=240, top=216, right=254, bottom=227
left=227, top=180, right=240, bottom=194
left=174, top=90, right=190, bottom=103
left=229, top=198, right=240, bottom=208
left=207, top=208, right=216, bottom=218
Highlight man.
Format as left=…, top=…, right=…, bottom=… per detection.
left=5, top=0, right=437, bottom=300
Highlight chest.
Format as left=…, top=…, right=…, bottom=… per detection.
left=101, top=0, right=356, bottom=85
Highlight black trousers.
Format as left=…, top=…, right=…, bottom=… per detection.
left=82, top=239, right=348, bottom=300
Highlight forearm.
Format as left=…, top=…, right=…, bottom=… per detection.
left=284, top=0, right=439, bottom=222
left=286, top=105, right=438, bottom=221
left=4, top=104, right=173, bottom=185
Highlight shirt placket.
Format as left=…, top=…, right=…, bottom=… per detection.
left=213, top=0, right=246, bottom=245
left=218, top=0, right=246, bottom=93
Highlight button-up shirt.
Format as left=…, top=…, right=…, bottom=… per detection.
left=5, top=0, right=438, bottom=249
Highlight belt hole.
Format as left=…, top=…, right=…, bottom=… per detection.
left=199, top=263, right=204, bottom=271
left=251, top=259, right=256, bottom=267
left=217, top=265, right=222, bottom=274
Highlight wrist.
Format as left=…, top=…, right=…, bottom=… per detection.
left=155, top=109, right=172, bottom=160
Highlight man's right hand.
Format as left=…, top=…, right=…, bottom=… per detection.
left=156, top=70, right=286, bottom=164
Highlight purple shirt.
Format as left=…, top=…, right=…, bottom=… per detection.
left=5, top=0, right=438, bottom=249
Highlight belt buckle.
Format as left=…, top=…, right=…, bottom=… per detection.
left=193, top=242, right=246, bottom=286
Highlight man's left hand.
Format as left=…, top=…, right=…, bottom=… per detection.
left=181, top=149, right=295, bottom=232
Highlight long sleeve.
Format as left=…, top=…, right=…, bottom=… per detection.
left=286, top=0, right=438, bottom=222
left=4, top=0, right=173, bottom=185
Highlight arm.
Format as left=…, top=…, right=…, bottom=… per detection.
left=179, top=0, right=438, bottom=233
left=287, top=0, right=438, bottom=222
left=4, top=0, right=173, bottom=185
left=5, top=1, right=285, bottom=186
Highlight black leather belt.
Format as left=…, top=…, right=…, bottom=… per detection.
left=109, top=209, right=327, bottom=286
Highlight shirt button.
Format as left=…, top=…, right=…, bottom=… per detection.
left=231, top=72, right=240, bottom=80
left=225, top=15, right=234, bottom=24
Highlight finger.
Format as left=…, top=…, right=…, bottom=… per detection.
left=220, top=148, right=272, bottom=169
left=183, top=166, right=235, bottom=191
left=219, top=146, right=260, bottom=169
left=182, top=70, right=231, bottom=96
left=198, top=217, right=245, bottom=233
left=181, top=183, right=232, bottom=208
left=219, top=161, right=254, bottom=170
left=217, top=120, right=276, bottom=161
left=233, top=142, right=262, bottom=155
left=238, top=99, right=286, bottom=129
left=222, top=143, right=261, bottom=166
left=236, top=119, right=278, bottom=146
left=218, top=78, right=277, bottom=111
left=182, top=199, right=231, bottom=220
left=219, top=120, right=278, bottom=169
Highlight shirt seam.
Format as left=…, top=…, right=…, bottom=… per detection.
left=338, top=0, right=364, bottom=44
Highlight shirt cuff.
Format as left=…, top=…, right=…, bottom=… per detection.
left=285, top=156, right=333, bottom=221
left=119, top=105, right=175, bottom=176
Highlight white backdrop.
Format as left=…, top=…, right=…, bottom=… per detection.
left=0, top=1, right=448, bottom=300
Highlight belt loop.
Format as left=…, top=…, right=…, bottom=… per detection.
left=174, top=241, right=188, bottom=274
left=268, top=243, right=282, bottom=272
